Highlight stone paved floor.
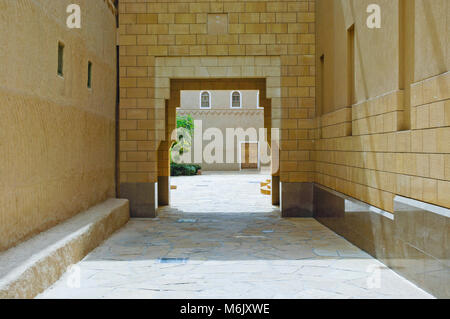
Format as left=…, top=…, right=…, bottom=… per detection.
left=38, top=172, right=433, bottom=299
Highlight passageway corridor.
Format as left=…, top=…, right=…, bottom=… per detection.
left=38, top=174, right=432, bottom=299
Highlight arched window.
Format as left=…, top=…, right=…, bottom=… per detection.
left=200, top=91, right=211, bottom=108
left=231, top=91, right=241, bottom=108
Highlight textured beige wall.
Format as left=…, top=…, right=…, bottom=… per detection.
left=315, top=0, right=450, bottom=212
left=177, top=109, right=265, bottom=171
left=0, top=0, right=117, bottom=251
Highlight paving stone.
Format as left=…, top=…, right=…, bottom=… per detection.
left=37, top=173, right=434, bottom=299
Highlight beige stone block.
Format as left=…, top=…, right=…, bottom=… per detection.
left=121, top=14, right=137, bottom=24
left=396, top=174, right=411, bottom=197
left=169, top=24, right=190, bottom=35
left=224, top=2, right=245, bottom=13
left=127, top=130, right=147, bottom=141
left=120, top=120, right=137, bottom=130
left=127, top=67, right=147, bottom=77
left=437, top=72, right=450, bottom=100
left=411, top=82, right=424, bottom=107
left=422, top=178, right=438, bottom=203
left=444, top=100, right=450, bottom=126
left=429, top=154, right=445, bottom=179
left=137, top=35, right=157, bottom=45
left=197, top=35, right=218, bottom=45
left=245, top=45, right=266, bottom=55
left=190, top=24, right=207, bottom=34
left=127, top=109, right=148, bottom=120
left=137, top=78, right=155, bottom=88
left=414, top=154, right=429, bottom=178
left=422, top=128, right=438, bottom=153
left=127, top=88, right=148, bottom=98
left=137, top=14, right=158, bottom=24
left=147, top=3, right=168, bottom=13
left=297, top=12, right=315, bottom=23
left=436, top=127, right=450, bottom=153
left=267, top=2, right=287, bottom=12
left=288, top=23, right=309, bottom=34
left=210, top=2, right=224, bottom=13
left=138, top=141, right=157, bottom=151
left=175, top=14, right=196, bottom=24
left=276, top=13, right=297, bottom=23
left=207, top=45, right=229, bottom=56
left=148, top=46, right=168, bottom=56
left=229, top=24, right=245, bottom=34
left=423, top=77, right=439, bottom=104
left=416, top=105, right=430, bottom=129
left=176, top=35, right=196, bottom=45
left=189, top=45, right=207, bottom=56
left=288, top=2, right=309, bottom=12
left=245, top=24, right=267, bottom=34
left=189, top=3, right=210, bottom=13
left=217, top=34, right=239, bottom=45
left=125, top=3, right=146, bottom=14
left=429, top=101, right=445, bottom=128
left=260, top=13, right=276, bottom=23
left=411, top=130, right=423, bottom=153
left=120, top=78, right=136, bottom=88
left=239, top=34, right=260, bottom=45
left=228, top=45, right=246, bottom=56
left=410, top=176, right=423, bottom=200
left=127, top=152, right=148, bottom=162
left=168, top=3, right=189, bottom=13
left=120, top=35, right=137, bottom=46
left=239, top=13, right=259, bottom=24
left=267, top=24, right=288, bottom=33
left=445, top=154, right=450, bottom=180
left=121, top=56, right=137, bottom=67
left=126, top=46, right=147, bottom=56
left=147, top=24, right=169, bottom=35
left=158, top=14, right=174, bottom=24
left=157, top=35, right=175, bottom=46
left=437, top=180, right=450, bottom=207
left=267, top=45, right=287, bottom=55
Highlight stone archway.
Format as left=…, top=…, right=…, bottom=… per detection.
left=158, top=77, right=279, bottom=211
left=118, top=56, right=280, bottom=217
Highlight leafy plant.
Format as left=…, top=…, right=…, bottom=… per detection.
left=170, top=115, right=201, bottom=175
left=171, top=163, right=201, bottom=176
left=171, top=114, right=194, bottom=159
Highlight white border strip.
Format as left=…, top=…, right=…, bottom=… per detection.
left=394, top=195, right=450, bottom=218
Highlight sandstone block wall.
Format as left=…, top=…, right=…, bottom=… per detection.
left=315, top=0, right=449, bottom=212
left=118, top=0, right=317, bottom=185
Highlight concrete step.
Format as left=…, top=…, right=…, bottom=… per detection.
left=0, top=198, right=129, bottom=299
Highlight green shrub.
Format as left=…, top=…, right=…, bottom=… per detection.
left=171, top=163, right=201, bottom=176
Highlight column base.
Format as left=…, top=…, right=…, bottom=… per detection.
left=158, top=176, right=170, bottom=206
left=271, top=175, right=280, bottom=205
left=120, top=182, right=158, bottom=218
left=280, top=182, right=313, bottom=217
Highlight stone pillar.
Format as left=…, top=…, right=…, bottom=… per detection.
left=272, top=175, right=280, bottom=205
left=156, top=99, right=174, bottom=207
